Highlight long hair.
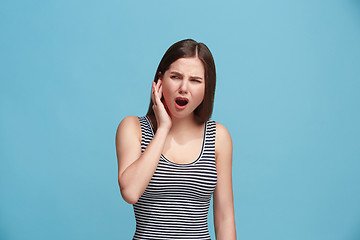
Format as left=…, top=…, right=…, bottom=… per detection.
left=147, top=39, right=216, bottom=124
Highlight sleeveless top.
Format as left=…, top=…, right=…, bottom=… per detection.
left=132, top=116, right=218, bottom=240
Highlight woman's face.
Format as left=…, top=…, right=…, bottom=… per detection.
left=160, top=57, right=205, bottom=120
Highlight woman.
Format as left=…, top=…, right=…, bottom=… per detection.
left=116, top=39, right=236, bottom=239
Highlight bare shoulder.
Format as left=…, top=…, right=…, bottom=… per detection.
left=215, top=122, right=232, bottom=146
left=117, top=115, right=140, bottom=128
left=116, top=116, right=143, bottom=180
left=116, top=116, right=141, bottom=144
left=215, top=122, right=233, bottom=158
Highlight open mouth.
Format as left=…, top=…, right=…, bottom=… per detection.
left=175, top=98, right=189, bottom=107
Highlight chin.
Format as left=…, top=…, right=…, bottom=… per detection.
left=172, top=109, right=195, bottom=119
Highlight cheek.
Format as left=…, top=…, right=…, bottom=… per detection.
left=197, top=86, right=205, bottom=102
left=161, top=85, right=171, bottom=103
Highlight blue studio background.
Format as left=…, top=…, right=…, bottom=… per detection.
left=1, top=0, right=360, bottom=239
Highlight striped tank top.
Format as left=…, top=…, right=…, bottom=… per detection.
left=133, top=116, right=218, bottom=240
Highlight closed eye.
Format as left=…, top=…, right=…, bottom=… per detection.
left=191, top=79, right=202, bottom=83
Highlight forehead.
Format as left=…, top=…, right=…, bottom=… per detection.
left=167, top=57, right=205, bottom=77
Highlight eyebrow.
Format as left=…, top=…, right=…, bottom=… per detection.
left=170, top=71, right=203, bottom=80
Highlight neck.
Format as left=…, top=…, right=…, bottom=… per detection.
left=147, top=113, right=202, bottom=133
left=170, top=114, right=200, bottom=132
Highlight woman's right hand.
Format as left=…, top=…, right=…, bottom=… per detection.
left=151, top=80, right=172, bottom=131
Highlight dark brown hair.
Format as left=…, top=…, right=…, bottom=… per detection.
left=146, top=39, right=216, bottom=125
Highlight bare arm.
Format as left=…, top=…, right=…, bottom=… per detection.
left=213, top=123, right=236, bottom=239
left=115, top=80, right=171, bottom=204
left=116, top=116, right=169, bottom=204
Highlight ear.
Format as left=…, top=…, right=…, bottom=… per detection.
left=157, top=72, right=163, bottom=81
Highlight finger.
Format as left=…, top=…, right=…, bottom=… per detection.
left=156, top=80, right=162, bottom=99
left=156, top=79, right=160, bottom=93
left=157, top=79, right=162, bottom=90
left=159, top=84, right=163, bottom=99
left=154, top=87, right=164, bottom=109
left=151, top=82, right=157, bottom=106
left=153, top=81, right=157, bottom=91
left=154, top=85, right=160, bottom=102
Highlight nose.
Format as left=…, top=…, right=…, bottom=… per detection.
left=179, top=80, right=188, bottom=94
